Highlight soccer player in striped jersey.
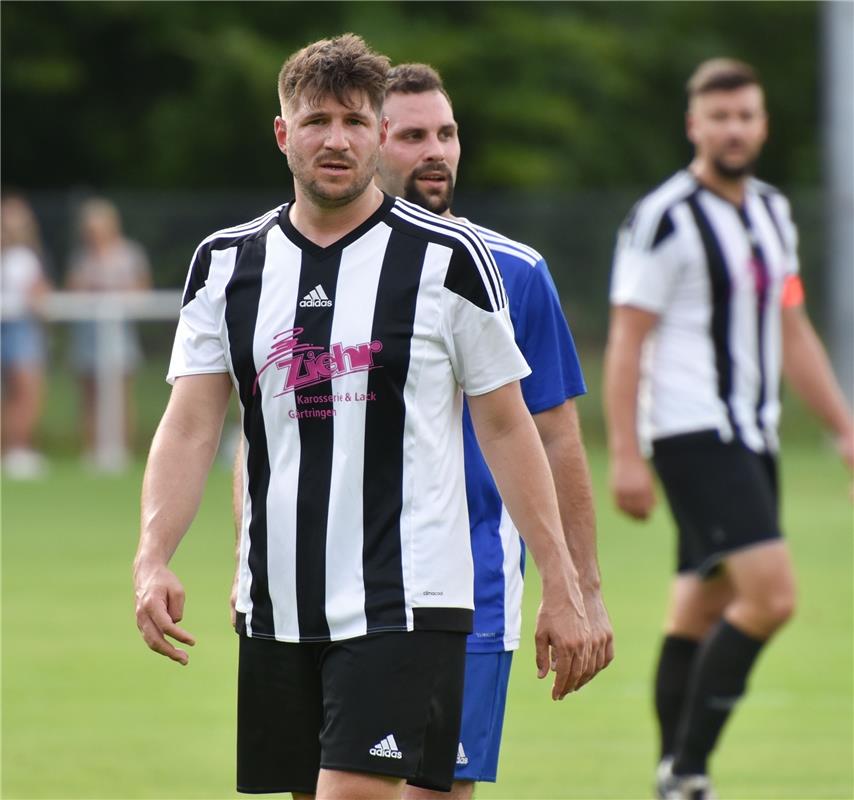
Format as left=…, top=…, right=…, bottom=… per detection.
left=377, top=64, right=614, bottom=800
left=605, top=58, right=854, bottom=800
left=134, top=34, right=594, bottom=800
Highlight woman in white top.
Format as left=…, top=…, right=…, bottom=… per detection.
left=1, top=194, right=51, bottom=478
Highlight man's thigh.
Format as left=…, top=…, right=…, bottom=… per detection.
left=452, top=651, right=514, bottom=783
left=237, top=634, right=323, bottom=794
left=322, top=630, right=467, bottom=793
left=652, top=431, right=781, bottom=576
left=237, top=631, right=466, bottom=795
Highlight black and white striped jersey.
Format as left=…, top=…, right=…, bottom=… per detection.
left=610, top=170, right=800, bottom=453
left=168, top=194, right=530, bottom=643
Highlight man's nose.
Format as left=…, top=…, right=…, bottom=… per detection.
left=325, top=121, right=351, bottom=150
left=423, top=134, right=446, bottom=162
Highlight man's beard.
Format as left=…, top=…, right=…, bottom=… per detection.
left=711, top=154, right=758, bottom=180
left=289, top=149, right=379, bottom=209
left=402, top=164, right=455, bottom=215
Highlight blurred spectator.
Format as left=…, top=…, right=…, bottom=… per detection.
left=65, top=198, right=151, bottom=459
left=1, top=194, right=52, bottom=479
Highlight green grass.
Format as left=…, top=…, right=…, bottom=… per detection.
left=2, top=444, right=852, bottom=799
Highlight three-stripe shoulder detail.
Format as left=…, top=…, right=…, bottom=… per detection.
left=390, top=199, right=506, bottom=311
left=471, top=224, right=542, bottom=268
left=182, top=205, right=285, bottom=307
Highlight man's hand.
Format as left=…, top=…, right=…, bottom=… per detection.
left=534, top=582, right=592, bottom=700
left=578, top=591, right=614, bottom=687
left=611, top=453, right=656, bottom=519
left=134, top=563, right=196, bottom=665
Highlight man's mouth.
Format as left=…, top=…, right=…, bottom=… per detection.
left=318, top=161, right=352, bottom=173
left=415, top=169, right=450, bottom=188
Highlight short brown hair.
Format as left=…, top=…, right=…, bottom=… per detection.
left=278, top=33, right=390, bottom=117
left=386, top=63, right=451, bottom=104
left=687, top=58, right=761, bottom=99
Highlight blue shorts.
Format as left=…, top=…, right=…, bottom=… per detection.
left=1, top=320, right=46, bottom=368
left=453, top=650, right=513, bottom=783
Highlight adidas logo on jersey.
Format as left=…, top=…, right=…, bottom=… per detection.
left=369, top=734, right=403, bottom=759
left=456, top=742, right=469, bottom=766
left=299, top=284, right=332, bottom=308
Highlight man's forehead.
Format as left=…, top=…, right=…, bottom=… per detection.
left=692, top=84, right=765, bottom=111
left=291, top=88, right=375, bottom=116
left=384, top=90, right=456, bottom=127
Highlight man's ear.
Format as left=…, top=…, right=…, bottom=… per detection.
left=274, top=116, right=288, bottom=155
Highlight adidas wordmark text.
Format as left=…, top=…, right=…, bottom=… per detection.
left=369, top=734, right=403, bottom=759
left=299, top=284, right=332, bottom=308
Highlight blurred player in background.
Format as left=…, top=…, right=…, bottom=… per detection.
left=604, top=58, right=853, bottom=800
left=137, top=34, right=594, bottom=800
left=377, top=64, right=614, bottom=800
left=66, top=197, right=151, bottom=460
left=0, top=193, right=51, bottom=478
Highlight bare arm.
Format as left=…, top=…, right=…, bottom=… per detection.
left=468, top=382, right=591, bottom=699
left=534, top=400, right=614, bottom=680
left=133, top=372, right=232, bottom=664
left=603, top=304, right=660, bottom=519
left=782, top=305, right=854, bottom=469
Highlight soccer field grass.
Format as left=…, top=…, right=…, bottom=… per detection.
left=2, top=444, right=851, bottom=799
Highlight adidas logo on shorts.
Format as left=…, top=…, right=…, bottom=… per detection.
left=456, top=742, right=469, bottom=766
left=299, top=284, right=332, bottom=308
left=369, top=734, right=403, bottom=759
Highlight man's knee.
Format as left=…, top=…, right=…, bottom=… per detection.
left=758, top=588, right=796, bottom=629
left=729, top=585, right=796, bottom=637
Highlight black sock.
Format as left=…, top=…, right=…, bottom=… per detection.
left=654, top=635, right=701, bottom=760
left=672, top=620, right=765, bottom=776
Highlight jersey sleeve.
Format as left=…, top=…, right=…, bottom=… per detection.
left=166, top=247, right=229, bottom=384
left=441, top=244, right=530, bottom=395
left=514, top=260, right=586, bottom=413
left=609, top=206, right=683, bottom=313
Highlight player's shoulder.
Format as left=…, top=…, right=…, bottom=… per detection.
left=387, top=197, right=492, bottom=260
left=749, top=176, right=787, bottom=200
left=469, top=222, right=544, bottom=270
left=388, top=198, right=506, bottom=310
left=631, top=170, right=698, bottom=216
left=195, top=204, right=287, bottom=257
left=621, top=170, right=698, bottom=251
left=749, top=177, right=794, bottom=216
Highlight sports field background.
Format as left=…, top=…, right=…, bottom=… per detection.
left=2, top=364, right=851, bottom=799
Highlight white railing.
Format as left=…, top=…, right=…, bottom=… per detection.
left=8, top=290, right=183, bottom=471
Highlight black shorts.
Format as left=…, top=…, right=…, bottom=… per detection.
left=237, top=629, right=466, bottom=794
left=652, top=430, right=781, bottom=577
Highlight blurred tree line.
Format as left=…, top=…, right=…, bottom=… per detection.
left=2, top=1, right=820, bottom=193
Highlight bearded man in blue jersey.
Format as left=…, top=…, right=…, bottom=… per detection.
left=376, top=64, right=614, bottom=800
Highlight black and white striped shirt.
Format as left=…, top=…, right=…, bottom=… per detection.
left=168, top=194, right=530, bottom=642
left=610, top=170, right=800, bottom=453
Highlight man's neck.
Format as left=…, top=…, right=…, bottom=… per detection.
left=289, top=184, right=385, bottom=248
left=689, top=158, right=748, bottom=207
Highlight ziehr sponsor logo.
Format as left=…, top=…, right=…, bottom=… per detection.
left=299, top=284, right=332, bottom=308
left=369, top=734, right=403, bottom=759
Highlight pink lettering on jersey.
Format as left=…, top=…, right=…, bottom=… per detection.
left=253, top=327, right=383, bottom=397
